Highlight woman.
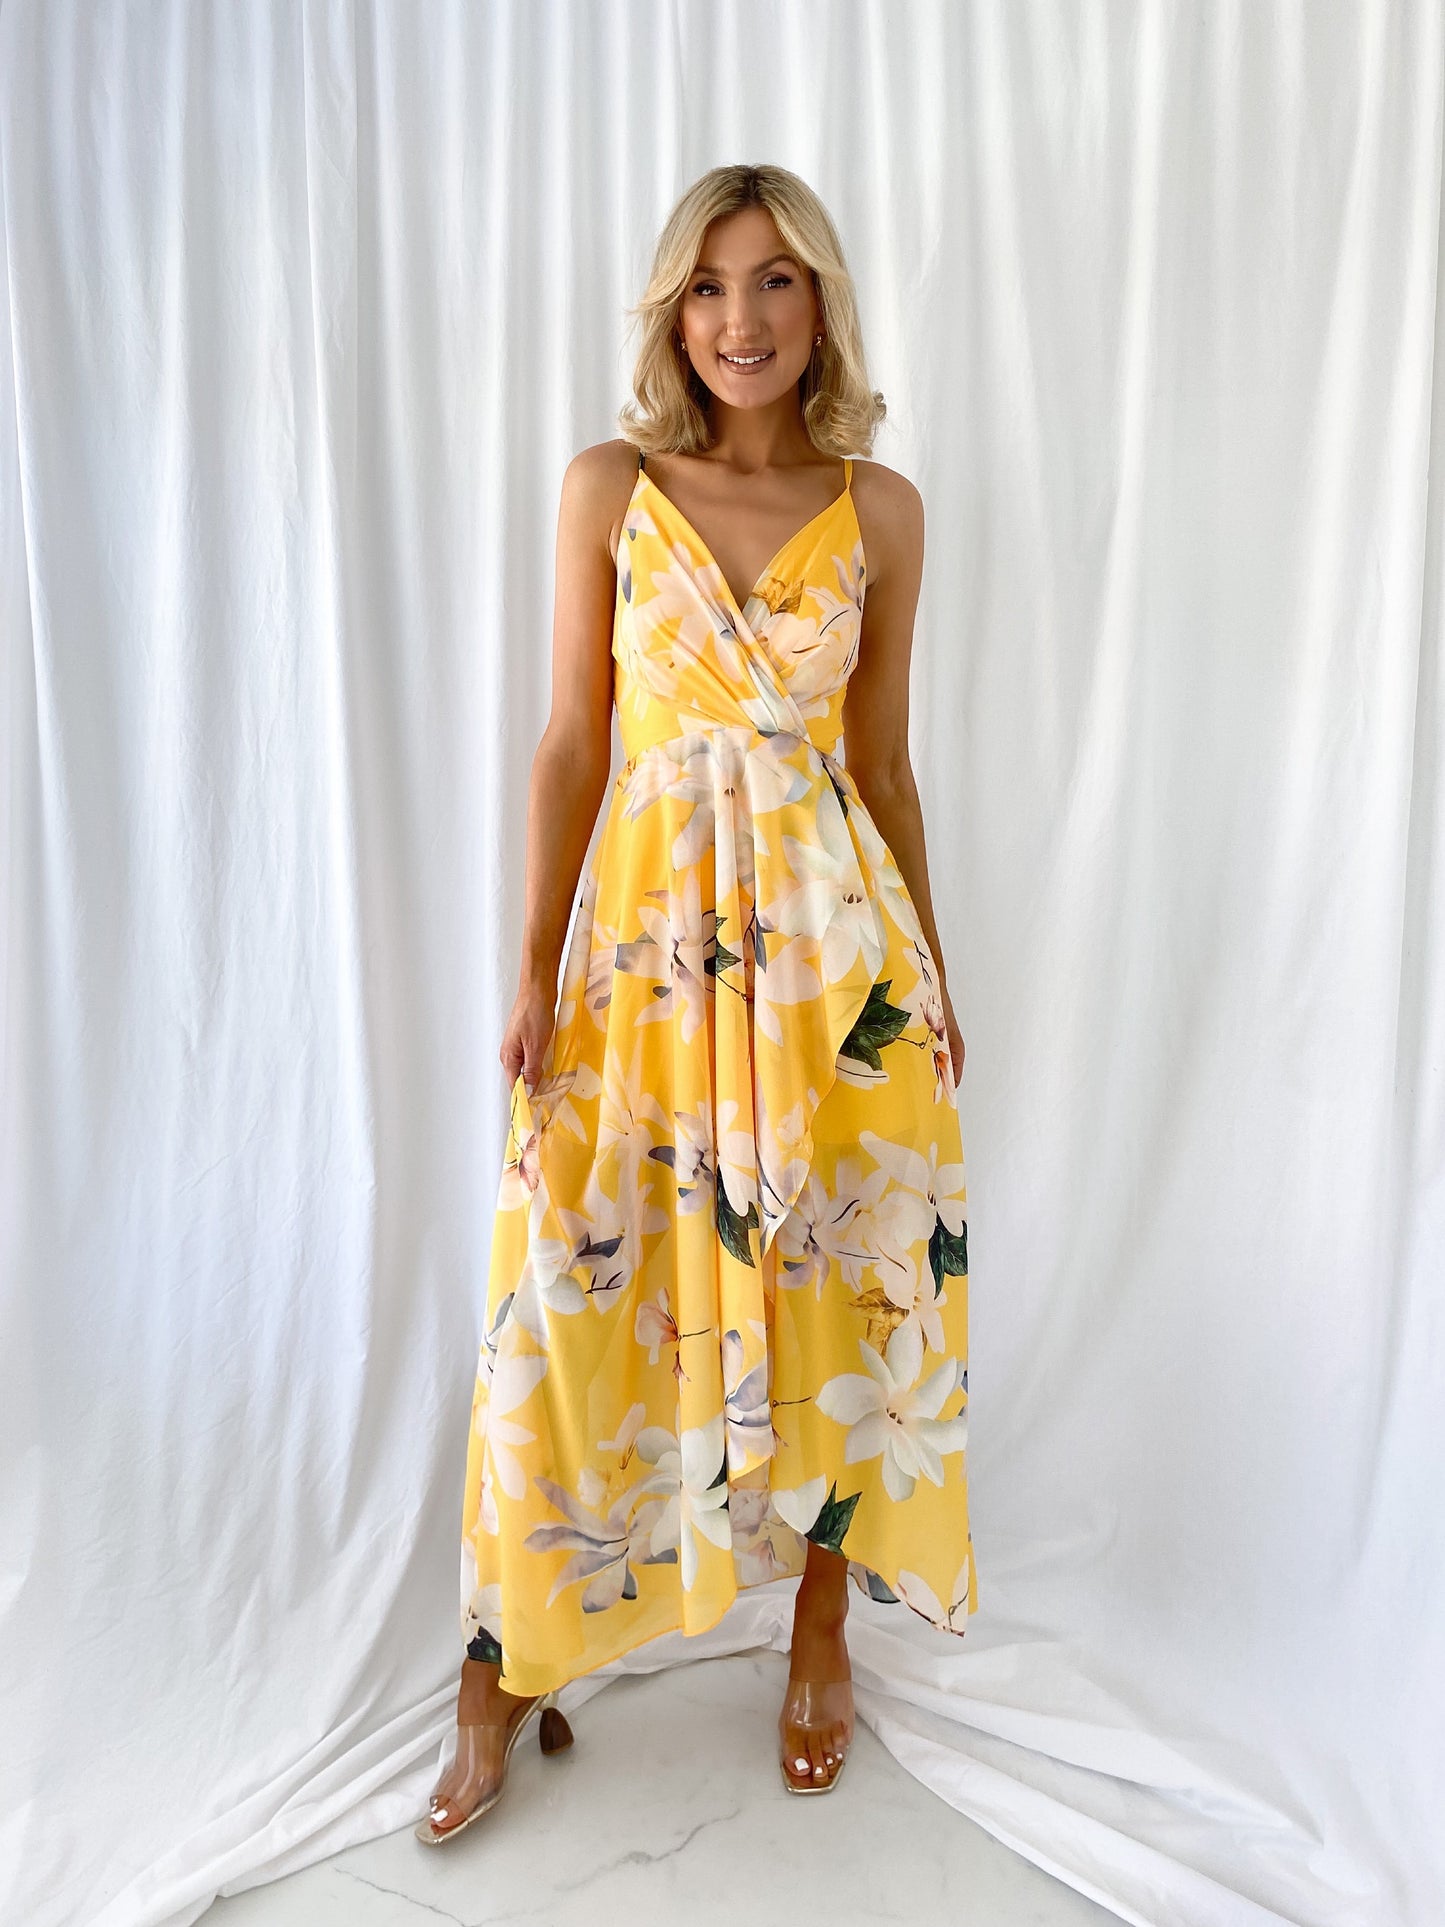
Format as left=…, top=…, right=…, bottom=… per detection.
left=417, top=162, right=975, bottom=1843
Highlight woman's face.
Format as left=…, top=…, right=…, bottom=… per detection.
left=675, top=205, right=822, bottom=410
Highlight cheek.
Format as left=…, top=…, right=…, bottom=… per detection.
left=773, top=291, right=818, bottom=341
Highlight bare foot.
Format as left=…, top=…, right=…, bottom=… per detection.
left=422, top=1657, right=539, bottom=1834
left=780, top=1560, right=855, bottom=1790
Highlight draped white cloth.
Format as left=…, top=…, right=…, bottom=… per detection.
left=1, top=3, right=1440, bottom=1923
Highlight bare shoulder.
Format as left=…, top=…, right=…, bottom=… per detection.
left=561, top=439, right=644, bottom=561
left=566, top=437, right=642, bottom=494
left=849, top=458, right=924, bottom=590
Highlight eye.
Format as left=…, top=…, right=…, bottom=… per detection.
left=691, top=280, right=721, bottom=296
left=763, top=273, right=793, bottom=289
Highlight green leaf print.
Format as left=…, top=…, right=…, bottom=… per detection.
left=466, top=1628, right=503, bottom=1666
left=857, top=1564, right=900, bottom=1604
left=928, top=1217, right=969, bottom=1296
left=806, top=1480, right=861, bottom=1554
left=717, top=1180, right=759, bottom=1267
left=838, top=978, right=910, bottom=1071
left=709, top=940, right=739, bottom=986
left=712, top=913, right=741, bottom=981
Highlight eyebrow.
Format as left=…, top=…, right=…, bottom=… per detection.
left=691, top=252, right=797, bottom=276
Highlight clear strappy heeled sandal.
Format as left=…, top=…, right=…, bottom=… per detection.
left=778, top=1675, right=855, bottom=1793
left=414, top=1686, right=573, bottom=1844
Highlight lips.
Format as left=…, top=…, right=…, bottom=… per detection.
left=719, top=350, right=775, bottom=369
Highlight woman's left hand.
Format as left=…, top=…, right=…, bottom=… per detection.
left=941, top=983, right=965, bottom=1090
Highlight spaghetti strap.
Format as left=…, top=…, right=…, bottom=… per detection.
left=843, top=457, right=853, bottom=488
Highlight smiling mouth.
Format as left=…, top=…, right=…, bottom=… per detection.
left=719, top=350, right=775, bottom=368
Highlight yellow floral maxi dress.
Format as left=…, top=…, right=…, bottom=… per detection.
left=458, top=451, right=977, bottom=1696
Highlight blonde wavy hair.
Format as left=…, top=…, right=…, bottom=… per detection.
left=617, top=164, right=886, bottom=459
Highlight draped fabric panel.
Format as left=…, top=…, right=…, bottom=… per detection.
left=1, top=3, right=1439, bottom=1923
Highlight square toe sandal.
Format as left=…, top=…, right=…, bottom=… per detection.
left=414, top=1685, right=573, bottom=1844
left=778, top=1675, right=855, bottom=1794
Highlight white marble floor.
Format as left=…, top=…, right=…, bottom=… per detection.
left=204, top=1652, right=1124, bottom=1926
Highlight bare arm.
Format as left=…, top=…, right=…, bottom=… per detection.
left=842, top=467, right=964, bottom=1079
left=503, top=450, right=618, bottom=1087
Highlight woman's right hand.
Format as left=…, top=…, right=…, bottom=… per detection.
left=499, top=980, right=556, bottom=1095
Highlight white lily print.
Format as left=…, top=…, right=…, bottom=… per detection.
left=769, top=1474, right=828, bottom=1536
left=815, top=1319, right=967, bottom=1502
left=881, top=1258, right=950, bottom=1357
left=473, top=1339, right=550, bottom=1503
left=858, top=1129, right=967, bottom=1243
left=845, top=799, right=938, bottom=971
left=525, top=1058, right=604, bottom=1145
left=752, top=1076, right=820, bottom=1241
left=497, top=1096, right=545, bottom=1214
left=749, top=927, right=826, bottom=1050
left=634, top=1286, right=680, bottom=1366
left=727, top=1478, right=790, bottom=1584
left=595, top=1040, right=672, bottom=1200
left=712, top=768, right=759, bottom=906
left=895, top=1553, right=975, bottom=1632
left=624, top=552, right=726, bottom=700
left=462, top=1581, right=504, bottom=1654
left=775, top=1155, right=889, bottom=1298
left=575, top=921, right=625, bottom=1026
left=890, top=936, right=953, bottom=1102
left=721, top=1327, right=772, bottom=1472
left=667, top=1100, right=719, bottom=1216
left=627, top=868, right=715, bottom=1042
left=525, top=1471, right=674, bottom=1612
left=511, top=1164, right=654, bottom=1339
left=734, top=727, right=811, bottom=815
left=597, top=1400, right=648, bottom=1465
left=632, top=1412, right=733, bottom=1590
left=473, top=1457, right=499, bottom=1537
left=714, top=1096, right=760, bottom=1221
left=508, top=1237, right=589, bottom=1347
left=622, top=729, right=715, bottom=841
left=777, top=819, right=883, bottom=995
left=776, top=567, right=863, bottom=709
left=859, top=1182, right=950, bottom=1353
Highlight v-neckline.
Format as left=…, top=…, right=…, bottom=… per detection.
left=634, top=463, right=856, bottom=623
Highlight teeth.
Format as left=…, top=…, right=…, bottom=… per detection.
left=722, top=352, right=771, bottom=365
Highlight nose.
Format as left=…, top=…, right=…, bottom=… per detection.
left=719, top=294, right=765, bottom=342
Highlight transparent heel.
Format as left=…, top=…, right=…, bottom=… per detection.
left=778, top=1676, right=854, bottom=1793
left=414, top=1686, right=574, bottom=1845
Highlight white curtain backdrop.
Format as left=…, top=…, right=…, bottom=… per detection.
left=2, top=2, right=1441, bottom=1923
